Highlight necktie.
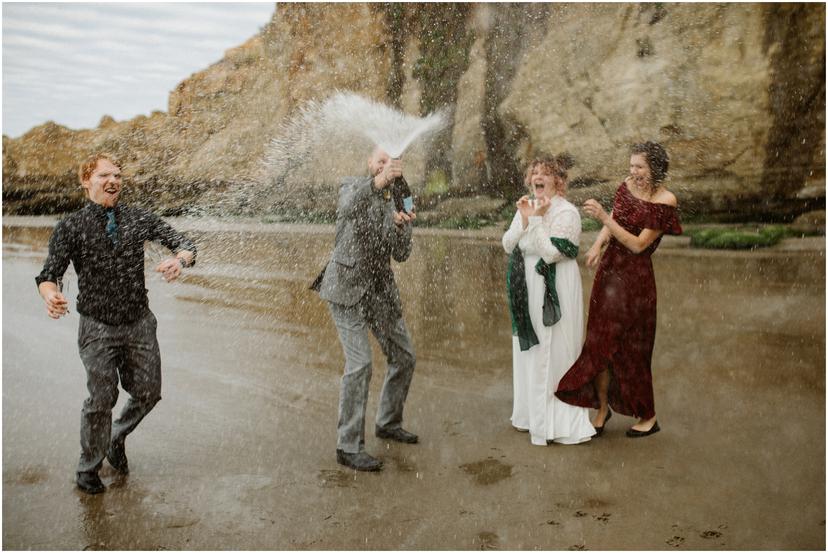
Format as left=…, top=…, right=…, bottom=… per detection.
left=105, top=209, right=118, bottom=245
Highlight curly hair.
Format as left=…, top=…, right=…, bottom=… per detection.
left=523, top=153, right=575, bottom=195
left=630, top=141, right=669, bottom=184
left=78, top=152, right=121, bottom=185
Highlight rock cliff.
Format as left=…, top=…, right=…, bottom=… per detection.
left=3, top=3, right=824, bottom=221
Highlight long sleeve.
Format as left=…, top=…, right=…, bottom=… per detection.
left=337, top=176, right=377, bottom=220
left=35, top=219, right=73, bottom=288
left=502, top=211, right=525, bottom=254
left=345, top=176, right=412, bottom=264
left=525, top=208, right=581, bottom=264
left=144, top=210, right=198, bottom=266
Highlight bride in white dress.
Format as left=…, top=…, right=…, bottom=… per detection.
left=502, top=156, right=596, bottom=445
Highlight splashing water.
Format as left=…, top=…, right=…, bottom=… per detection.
left=254, top=92, right=447, bottom=216
left=322, top=92, right=447, bottom=158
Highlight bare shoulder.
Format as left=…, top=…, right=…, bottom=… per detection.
left=654, top=188, right=677, bottom=207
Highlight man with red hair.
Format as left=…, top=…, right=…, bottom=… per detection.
left=36, top=153, right=197, bottom=494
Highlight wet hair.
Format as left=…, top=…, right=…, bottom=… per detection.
left=630, top=141, right=669, bottom=184
left=78, top=152, right=121, bottom=185
left=523, top=153, right=574, bottom=195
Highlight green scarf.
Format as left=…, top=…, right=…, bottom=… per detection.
left=507, top=237, right=579, bottom=351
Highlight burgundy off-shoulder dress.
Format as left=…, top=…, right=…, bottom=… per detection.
left=555, top=182, right=681, bottom=419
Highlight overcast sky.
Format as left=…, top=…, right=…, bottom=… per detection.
left=2, top=2, right=276, bottom=138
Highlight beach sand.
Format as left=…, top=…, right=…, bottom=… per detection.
left=3, top=219, right=824, bottom=550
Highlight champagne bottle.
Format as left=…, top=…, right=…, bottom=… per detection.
left=391, top=175, right=412, bottom=213
left=390, top=158, right=413, bottom=213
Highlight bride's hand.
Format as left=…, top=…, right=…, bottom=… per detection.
left=534, top=196, right=551, bottom=216
left=516, top=196, right=533, bottom=218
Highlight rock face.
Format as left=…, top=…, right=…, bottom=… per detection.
left=3, top=3, right=824, bottom=221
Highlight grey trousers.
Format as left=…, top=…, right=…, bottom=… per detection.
left=328, top=300, right=416, bottom=454
left=76, top=310, right=162, bottom=474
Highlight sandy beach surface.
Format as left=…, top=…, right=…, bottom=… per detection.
left=3, top=217, right=824, bottom=550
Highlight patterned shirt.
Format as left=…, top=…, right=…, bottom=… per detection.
left=35, top=201, right=197, bottom=325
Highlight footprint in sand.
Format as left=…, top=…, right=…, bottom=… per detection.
left=475, top=531, right=499, bottom=550
left=14, top=466, right=49, bottom=485
left=459, top=459, right=512, bottom=485
left=388, top=454, right=417, bottom=472
left=666, top=535, right=685, bottom=547
left=317, top=469, right=354, bottom=488
left=442, top=420, right=462, bottom=437
left=546, top=520, right=561, bottom=526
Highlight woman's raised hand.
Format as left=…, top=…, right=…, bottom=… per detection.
left=516, top=196, right=534, bottom=218
left=583, top=199, right=609, bottom=223
left=534, top=196, right=552, bottom=216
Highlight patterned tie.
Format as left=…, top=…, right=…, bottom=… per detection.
left=105, top=209, right=118, bottom=245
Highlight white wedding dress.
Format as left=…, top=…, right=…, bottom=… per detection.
left=502, top=196, right=596, bottom=445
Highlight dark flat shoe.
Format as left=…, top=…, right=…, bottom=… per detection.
left=626, top=421, right=660, bottom=438
left=592, top=409, right=612, bottom=436
left=336, top=449, right=383, bottom=471
left=375, top=426, right=418, bottom=444
left=107, top=439, right=129, bottom=474
left=76, top=471, right=105, bottom=494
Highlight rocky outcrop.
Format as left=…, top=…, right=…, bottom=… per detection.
left=2, top=122, right=94, bottom=213
left=3, top=3, right=824, bottom=221
left=493, top=3, right=825, bottom=220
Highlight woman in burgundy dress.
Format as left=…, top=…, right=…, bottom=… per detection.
left=555, top=142, right=681, bottom=438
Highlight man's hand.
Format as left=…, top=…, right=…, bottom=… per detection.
left=394, top=210, right=416, bottom=227
left=39, top=282, right=68, bottom=319
left=375, top=159, right=403, bottom=190
left=155, top=257, right=183, bottom=282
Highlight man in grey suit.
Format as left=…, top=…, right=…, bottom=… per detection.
left=313, top=147, right=417, bottom=471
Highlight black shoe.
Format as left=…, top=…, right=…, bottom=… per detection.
left=375, top=426, right=418, bottom=444
left=76, top=471, right=105, bottom=494
left=107, top=439, right=129, bottom=474
left=593, top=409, right=612, bottom=437
left=626, top=421, right=660, bottom=438
left=336, top=449, right=383, bottom=471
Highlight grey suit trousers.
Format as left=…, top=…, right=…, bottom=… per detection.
left=328, top=298, right=416, bottom=454
left=76, top=310, right=162, bottom=474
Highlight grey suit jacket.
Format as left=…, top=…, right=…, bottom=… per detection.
left=315, top=176, right=413, bottom=312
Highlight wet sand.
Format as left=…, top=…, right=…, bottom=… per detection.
left=3, top=219, right=825, bottom=550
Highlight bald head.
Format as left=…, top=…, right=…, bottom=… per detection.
left=368, top=147, right=391, bottom=177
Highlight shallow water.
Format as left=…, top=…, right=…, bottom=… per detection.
left=3, top=220, right=824, bottom=549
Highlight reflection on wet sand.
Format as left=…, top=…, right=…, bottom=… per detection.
left=3, top=221, right=824, bottom=550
